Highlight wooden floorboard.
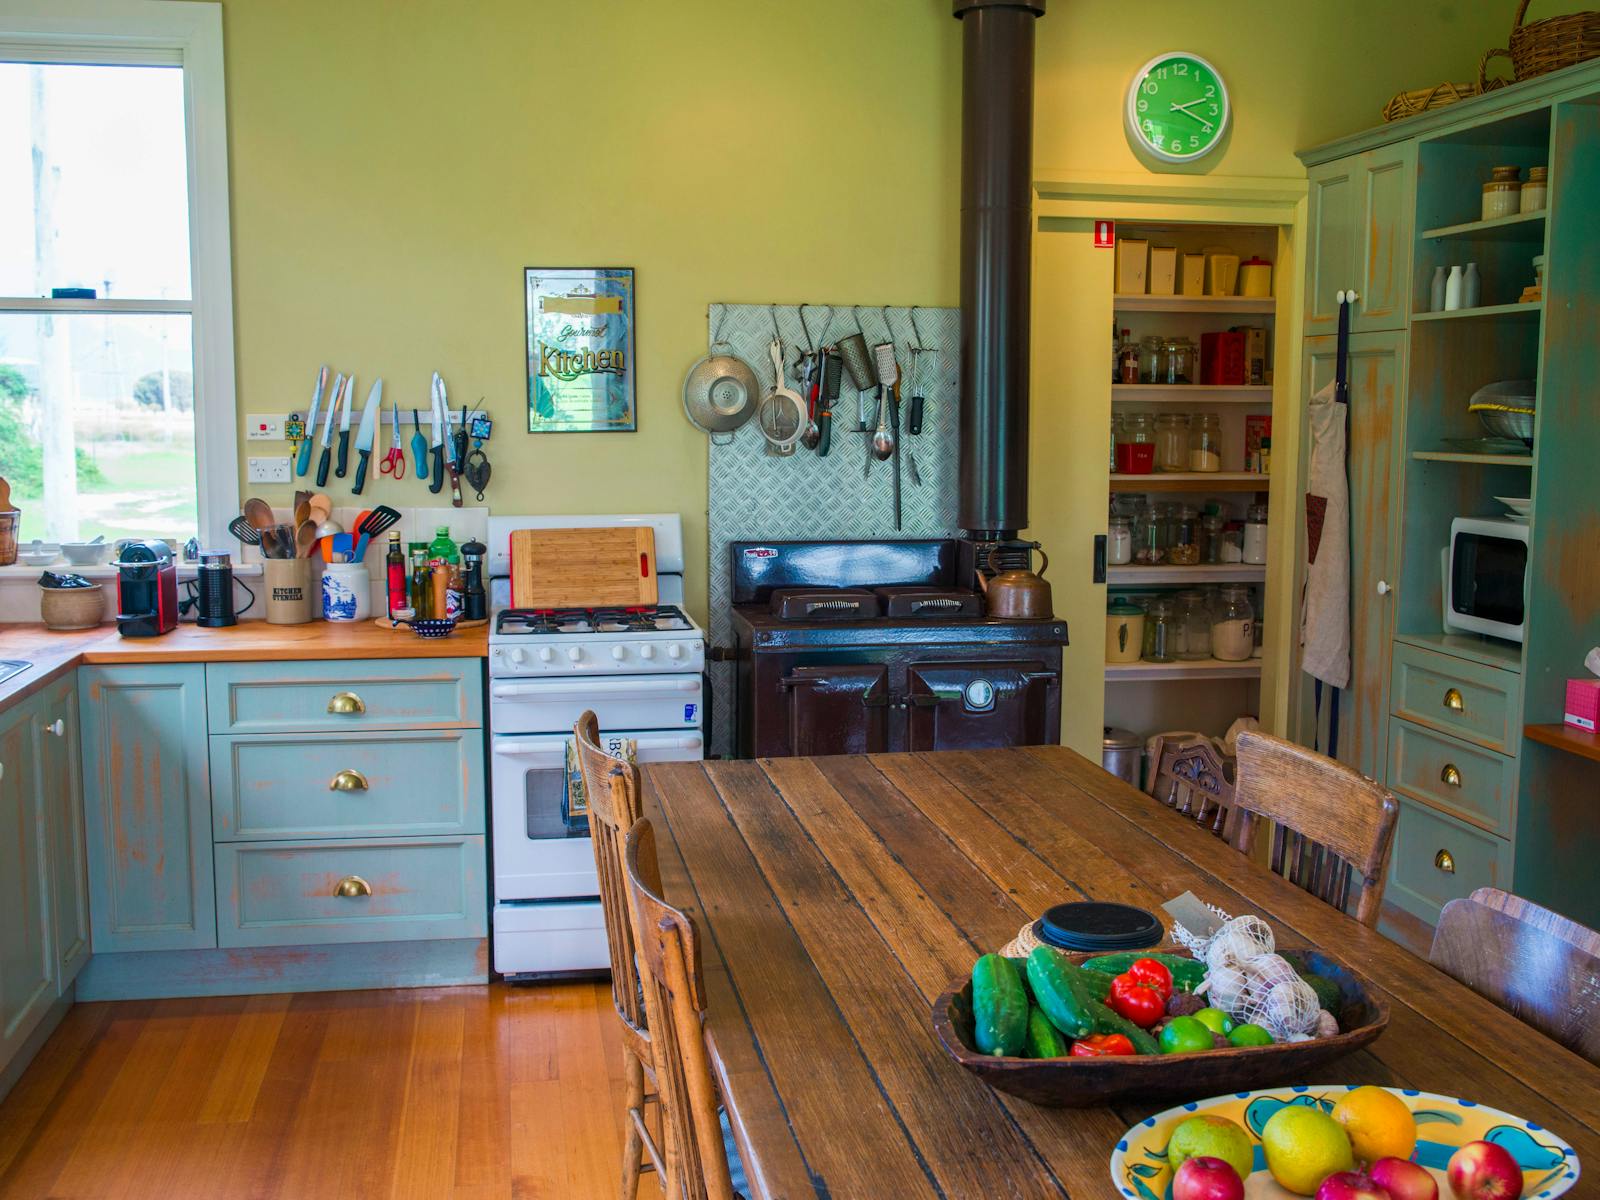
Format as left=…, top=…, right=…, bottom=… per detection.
left=0, top=983, right=661, bottom=1200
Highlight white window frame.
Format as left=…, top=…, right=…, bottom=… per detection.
left=0, top=0, right=238, bottom=547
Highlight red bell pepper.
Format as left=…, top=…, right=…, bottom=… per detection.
left=1070, top=1033, right=1136, bottom=1057
left=1125, top=957, right=1174, bottom=1002
left=1107, top=973, right=1166, bottom=1028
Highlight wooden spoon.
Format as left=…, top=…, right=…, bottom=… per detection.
left=243, top=497, right=274, bottom=530
left=0, top=476, right=12, bottom=512
left=296, top=520, right=319, bottom=557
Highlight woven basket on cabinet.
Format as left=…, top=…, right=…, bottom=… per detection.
left=1495, top=0, right=1600, bottom=80
left=1382, top=50, right=1510, bottom=122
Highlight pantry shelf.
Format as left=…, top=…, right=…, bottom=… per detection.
left=1113, top=294, right=1277, bottom=315
left=1107, top=565, right=1267, bottom=585
left=1111, top=385, right=1273, bottom=404
left=1411, top=300, right=1543, bottom=323
left=1111, top=473, right=1270, bottom=493
left=1420, top=210, right=1546, bottom=243
left=1411, top=451, right=1533, bottom=466
left=1105, top=658, right=1263, bottom=682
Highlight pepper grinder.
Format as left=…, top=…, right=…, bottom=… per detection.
left=460, top=539, right=487, bottom=621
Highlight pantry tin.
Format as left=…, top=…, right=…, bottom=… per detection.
left=1105, top=599, right=1145, bottom=665
left=1101, top=726, right=1144, bottom=787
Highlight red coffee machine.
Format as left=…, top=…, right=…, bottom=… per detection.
left=114, top=541, right=178, bottom=637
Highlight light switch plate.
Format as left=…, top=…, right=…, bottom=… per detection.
left=247, top=456, right=292, bottom=483
left=245, top=414, right=284, bottom=440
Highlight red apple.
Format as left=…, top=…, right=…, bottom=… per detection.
left=1315, top=1170, right=1392, bottom=1200
left=1173, top=1155, right=1246, bottom=1200
left=1370, top=1156, right=1440, bottom=1200
left=1446, top=1141, right=1523, bottom=1200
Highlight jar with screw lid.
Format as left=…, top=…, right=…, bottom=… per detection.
left=1168, top=504, right=1201, bottom=565
left=1173, top=590, right=1213, bottom=660
left=1155, top=413, right=1190, bottom=473
left=1210, top=585, right=1256, bottom=661
left=1141, top=597, right=1177, bottom=663
left=1243, top=502, right=1269, bottom=565
left=1117, top=412, right=1155, bottom=474
left=1188, top=413, right=1222, bottom=472
left=1107, top=514, right=1133, bottom=566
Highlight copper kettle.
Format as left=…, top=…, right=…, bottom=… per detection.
left=978, top=543, right=1052, bottom=620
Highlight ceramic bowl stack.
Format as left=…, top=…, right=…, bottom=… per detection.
left=1469, top=379, right=1536, bottom=446
left=1496, top=495, right=1533, bottom=524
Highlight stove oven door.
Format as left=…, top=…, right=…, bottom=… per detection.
left=904, top=660, right=1060, bottom=751
left=778, top=664, right=890, bottom=757
left=489, top=674, right=703, bottom=735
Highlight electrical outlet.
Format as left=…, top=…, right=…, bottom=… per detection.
left=247, top=456, right=292, bottom=483
left=245, top=414, right=284, bottom=440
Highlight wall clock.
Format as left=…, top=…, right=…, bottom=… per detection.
left=1125, top=52, right=1230, bottom=163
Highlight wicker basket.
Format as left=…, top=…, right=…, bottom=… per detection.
left=40, top=583, right=107, bottom=631
left=1496, top=0, right=1600, bottom=80
left=1382, top=50, right=1511, bottom=122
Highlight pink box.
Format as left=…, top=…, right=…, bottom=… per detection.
left=1564, top=679, right=1600, bottom=732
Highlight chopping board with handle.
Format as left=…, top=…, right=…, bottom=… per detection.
left=510, top=527, right=659, bottom=609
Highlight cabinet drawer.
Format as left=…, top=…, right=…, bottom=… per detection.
left=1390, top=643, right=1520, bottom=753
left=1386, top=798, right=1510, bottom=928
left=205, top=659, right=482, bottom=734
left=215, top=836, right=486, bottom=948
left=210, top=731, right=485, bottom=841
left=1386, top=718, right=1515, bottom=835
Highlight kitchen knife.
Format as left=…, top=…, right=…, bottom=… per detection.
left=428, top=373, right=446, bottom=494
left=335, top=372, right=355, bottom=478
left=296, top=365, right=328, bottom=477
left=441, top=398, right=463, bottom=508
left=818, top=349, right=841, bottom=458
left=351, top=377, right=383, bottom=496
left=315, top=373, right=344, bottom=488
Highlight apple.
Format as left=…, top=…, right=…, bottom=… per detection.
left=1173, top=1156, right=1246, bottom=1200
left=1315, top=1170, right=1392, bottom=1200
left=1447, top=1141, right=1524, bottom=1200
left=1370, top=1156, right=1439, bottom=1200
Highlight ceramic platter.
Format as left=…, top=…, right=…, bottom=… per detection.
left=1110, top=1086, right=1580, bottom=1199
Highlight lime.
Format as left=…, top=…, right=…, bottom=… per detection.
left=1331, top=1086, right=1416, bottom=1164
left=1228, top=1022, right=1273, bottom=1047
left=1262, top=1105, right=1355, bottom=1195
left=1193, top=1007, right=1234, bottom=1036
left=1167, top=1114, right=1253, bottom=1180
left=1158, top=1016, right=1214, bottom=1055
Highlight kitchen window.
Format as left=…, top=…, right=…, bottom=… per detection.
left=0, top=1, right=236, bottom=548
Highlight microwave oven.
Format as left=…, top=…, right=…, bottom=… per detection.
left=1446, top=516, right=1529, bottom=643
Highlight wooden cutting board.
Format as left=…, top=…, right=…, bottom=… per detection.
left=510, top=526, right=658, bottom=609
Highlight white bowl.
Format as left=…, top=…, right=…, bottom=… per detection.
left=1495, top=495, right=1533, bottom=517
left=60, top=542, right=111, bottom=566
left=17, top=549, right=58, bottom=567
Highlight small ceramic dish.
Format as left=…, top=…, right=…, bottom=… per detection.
left=60, top=541, right=110, bottom=566
left=17, top=541, right=59, bottom=566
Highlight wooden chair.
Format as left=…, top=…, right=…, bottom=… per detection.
left=1145, top=734, right=1236, bottom=838
left=1231, top=730, right=1399, bottom=927
left=623, top=818, right=740, bottom=1200
left=1430, top=893, right=1600, bottom=1065
left=573, top=712, right=662, bottom=1199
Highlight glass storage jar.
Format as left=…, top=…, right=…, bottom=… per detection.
left=1107, top=515, right=1133, bottom=566
left=1160, top=337, right=1197, bottom=384
left=1210, top=585, right=1256, bottom=661
left=1173, top=590, right=1213, bottom=660
left=1188, top=413, right=1222, bottom=472
left=1243, top=502, right=1269, bottom=564
left=1141, top=597, right=1177, bottom=663
left=1105, top=599, right=1145, bottom=664
left=1109, top=412, right=1121, bottom=474
left=1218, top=520, right=1244, bottom=563
left=1117, top=411, right=1156, bottom=474
left=1168, top=504, right=1201, bottom=565
left=1134, top=501, right=1166, bottom=565
left=1201, top=513, right=1226, bottom=564
left=1138, top=336, right=1163, bottom=384
left=1482, top=165, right=1521, bottom=221
left=1155, top=413, right=1190, bottom=472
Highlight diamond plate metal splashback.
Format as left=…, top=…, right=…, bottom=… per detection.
left=705, top=303, right=961, bottom=758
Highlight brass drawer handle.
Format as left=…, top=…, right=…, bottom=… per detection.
left=1443, top=687, right=1465, bottom=713
left=1440, top=763, right=1463, bottom=788
left=1434, top=849, right=1456, bottom=874
left=333, top=875, right=372, bottom=898
left=327, top=691, right=366, bottom=715
left=329, top=769, right=369, bottom=792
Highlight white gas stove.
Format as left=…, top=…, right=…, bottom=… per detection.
left=486, top=514, right=705, bottom=978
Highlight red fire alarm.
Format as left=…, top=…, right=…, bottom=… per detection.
left=1094, top=220, right=1115, bottom=248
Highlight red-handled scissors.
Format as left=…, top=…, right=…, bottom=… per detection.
left=380, top=400, right=406, bottom=479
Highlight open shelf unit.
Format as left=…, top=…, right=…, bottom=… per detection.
left=1113, top=294, right=1276, bottom=315
left=1410, top=451, right=1533, bottom=466
left=1420, top=210, right=1545, bottom=243
left=1411, top=300, right=1542, bottom=323
left=1112, top=385, right=1272, bottom=404
left=1111, top=473, right=1270, bottom=492
left=1107, top=564, right=1266, bottom=585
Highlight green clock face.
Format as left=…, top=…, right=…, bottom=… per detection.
left=1125, top=52, right=1230, bottom=163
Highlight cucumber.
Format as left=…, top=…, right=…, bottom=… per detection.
left=1006, top=957, right=1036, bottom=1003
left=971, top=954, right=1028, bottom=1056
left=1024, top=1005, right=1071, bottom=1059
left=1025, top=947, right=1096, bottom=1039
left=1081, top=951, right=1207, bottom=993
left=1083, top=997, right=1162, bottom=1055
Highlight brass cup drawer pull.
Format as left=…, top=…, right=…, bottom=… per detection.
left=1434, top=849, right=1456, bottom=874
left=327, top=691, right=366, bottom=715
left=329, top=769, right=370, bottom=792
left=1443, top=687, right=1465, bottom=713
left=332, top=875, right=372, bottom=898
left=1440, top=763, right=1463, bottom=788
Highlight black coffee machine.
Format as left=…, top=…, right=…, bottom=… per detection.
left=115, top=541, right=178, bottom=637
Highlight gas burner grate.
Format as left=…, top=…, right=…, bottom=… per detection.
left=496, top=604, right=694, bottom=636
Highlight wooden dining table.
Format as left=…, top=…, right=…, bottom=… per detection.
left=640, top=745, right=1600, bottom=1199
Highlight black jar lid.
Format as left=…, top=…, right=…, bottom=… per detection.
left=1033, top=902, right=1163, bottom=952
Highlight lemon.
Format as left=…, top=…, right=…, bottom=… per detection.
left=1331, top=1085, right=1417, bottom=1164
left=1261, top=1105, right=1355, bottom=1195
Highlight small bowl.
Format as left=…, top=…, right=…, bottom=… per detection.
left=17, top=541, right=60, bottom=567
left=60, top=541, right=111, bottom=566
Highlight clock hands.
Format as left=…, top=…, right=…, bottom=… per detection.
left=1169, top=98, right=1215, bottom=131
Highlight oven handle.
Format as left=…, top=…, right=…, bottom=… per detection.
left=490, top=678, right=701, bottom=701
left=491, top=734, right=704, bottom=760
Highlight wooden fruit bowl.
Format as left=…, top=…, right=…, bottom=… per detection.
left=930, top=948, right=1389, bottom=1108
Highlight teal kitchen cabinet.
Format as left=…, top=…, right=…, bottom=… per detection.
left=1303, top=143, right=1414, bottom=337
left=36, top=676, right=89, bottom=992
left=0, top=696, right=52, bottom=1066
left=78, top=664, right=216, bottom=952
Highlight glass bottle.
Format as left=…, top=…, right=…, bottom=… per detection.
left=1174, top=589, right=1213, bottom=660
left=428, top=526, right=461, bottom=618
left=1107, top=515, right=1133, bottom=566
left=1109, top=412, right=1122, bottom=474
left=1188, top=413, right=1222, bottom=472
left=1141, top=597, right=1176, bottom=663
left=1210, top=585, right=1256, bottom=662
left=409, top=549, right=432, bottom=619
left=1168, top=504, right=1200, bottom=566
left=1118, top=412, right=1155, bottom=474
left=1243, top=502, right=1269, bottom=565
left=385, top=531, right=409, bottom=620
left=1118, top=335, right=1141, bottom=384
left=1155, top=413, right=1190, bottom=472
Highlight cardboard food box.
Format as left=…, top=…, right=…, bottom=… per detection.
left=1565, top=679, right=1600, bottom=732
left=1201, top=331, right=1247, bottom=386
left=1115, top=238, right=1148, bottom=295
left=1181, top=253, right=1205, bottom=296
left=1235, top=325, right=1270, bottom=385
left=1148, top=245, right=1178, bottom=295
left=1246, top=414, right=1272, bottom=474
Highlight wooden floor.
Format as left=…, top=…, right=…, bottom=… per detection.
left=0, top=983, right=660, bottom=1200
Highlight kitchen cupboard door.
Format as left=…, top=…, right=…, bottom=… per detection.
left=904, top=661, right=1059, bottom=751
left=1352, top=142, right=1415, bottom=333
left=780, top=665, right=890, bottom=757
left=1299, top=330, right=1406, bottom=781
left=79, top=664, right=216, bottom=952
left=1304, top=156, right=1359, bottom=338
left=36, top=676, right=89, bottom=990
left=0, top=697, right=53, bottom=1064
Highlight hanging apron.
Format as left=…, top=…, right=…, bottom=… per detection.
left=1301, top=297, right=1353, bottom=736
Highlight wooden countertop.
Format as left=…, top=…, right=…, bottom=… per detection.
left=642, top=746, right=1600, bottom=1199
left=0, top=619, right=486, bottom=710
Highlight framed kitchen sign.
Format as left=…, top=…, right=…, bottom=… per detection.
left=525, top=267, right=636, bottom=433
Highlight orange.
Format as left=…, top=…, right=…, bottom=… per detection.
left=1331, top=1086, right=1417, bottom=1164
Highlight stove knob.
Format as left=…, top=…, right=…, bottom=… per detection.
left=538, top=646, right=554, bottom=663
left=566, top=646, right=584, bottom=663
left=508, top=647, right=527, bottom=665
left=611, top=645, right=627, bottom=661
left=638, top=644, right=655, bottom=660
left=668, top=643, right=684, bottom=660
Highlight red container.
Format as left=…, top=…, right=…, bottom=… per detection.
left=1115, top=442, right=1156, bottom=474
left=1565, top=679, right=1600, bottom=732
left=1201, top=330, right=1247, bottom=386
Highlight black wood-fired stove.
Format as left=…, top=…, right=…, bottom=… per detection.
left=728, top=540, right=1067, bottom=758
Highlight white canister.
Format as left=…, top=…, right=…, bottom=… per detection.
left=321, top=562, right=371, bottom=622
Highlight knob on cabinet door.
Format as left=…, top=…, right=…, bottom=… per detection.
left=1434, top=849, right=1456, bottom=874
left=1376, top=580, right=1392, bottom=596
